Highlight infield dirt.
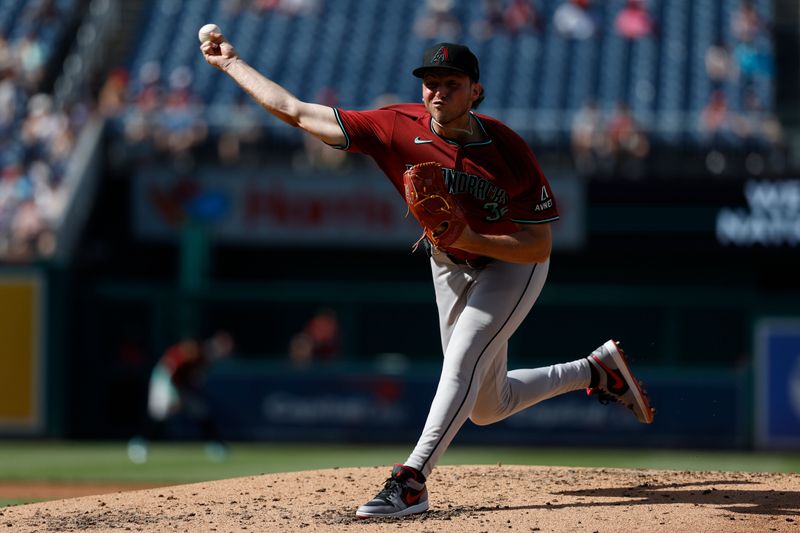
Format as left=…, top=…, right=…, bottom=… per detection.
left=2, top=464, right=799, bottom=532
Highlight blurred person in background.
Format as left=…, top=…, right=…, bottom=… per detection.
left=503, top=0, right=543, bottom=35
left=0, top=33, right=10, bottom=68
left=729, top=0, right=772, bottom=94
left=119, top=61, right=163, bottom=162
left=97, top=67, right=130, bottom=119
left=730, top=0, right=764, bottom=44
left=699, top=89, right=736, bottom=175
left=700, top=90, right=735, bottom=148
left=21, top=93, right=63, bottom=160
left=414, top=0, right=462, bottom=40
left=605, top=101, right=650, bottom=179
left=133, top=61, right=164, bottom=115
left=5, top=158, right=60, bottom=261
left=614, top=0, right=655, bottom=40
left=251, top=0, right=323, bottom=15
left=288, top=308, right=342, bottom=369
left=14, top=30, right=45, bottom=91
left=201, top=32, right=653, bottom=519
left=732, top=37, right=773, bottom=89
left=705, top=39, right=733, bottom=92
left=735, top=90, right=785, bottom=175
left=46, top=112, right=77, bottom=179
left=218, top=93, right=264, bottom=165
left=471, top=0, right=543, bottom=41
left=224, top=0, right=252, bottom=14
left=553, top=0, right=596, bottom=40
left=9, top=199, right=50, bottom=260
left=470, top=0, right=505, bottom=41
left=152, top=66, right=208, bottom=168
left=128, top=331, right=235, bottom=464
left=0, top=163, right=38, bottom=260
left=570, top=99, right=605, bottom=176
left=280, top=0, right=323, bottom=15
left=26, top=158, right=60, bottom=242
left=0, top=66, right=20, bottom=138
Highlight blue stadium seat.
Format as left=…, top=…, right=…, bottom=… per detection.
left=305, top=1, right=354, bottom=107
left=537, top=21, right=568, bottom=111
left=129, top=0, right=185, bottom=93
left=114, top=0, right=776, bottom=147
left=655, top=0, right=690, bottom=143
left=509, top=34, right=541, bottom=110
left=566, top=39, right=597, bottom=111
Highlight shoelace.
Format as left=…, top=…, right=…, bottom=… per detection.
left=375, top=477, right=403, bottom=502
left=588, top=387, right=633, bottom=412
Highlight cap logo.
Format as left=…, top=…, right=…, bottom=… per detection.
left=432, top=46, right=449, bottom=64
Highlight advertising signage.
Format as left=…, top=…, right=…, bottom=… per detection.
left=717, top=180, right=800, bottom=247
left=586, top=176, right=800, bottom=255
left=132, top=163, right=800, bottom=273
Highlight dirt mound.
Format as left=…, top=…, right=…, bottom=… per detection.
left=2, top=465, right=799, bottom=532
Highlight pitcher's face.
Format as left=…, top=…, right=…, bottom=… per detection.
left=421, top=70, right=480, bottom=126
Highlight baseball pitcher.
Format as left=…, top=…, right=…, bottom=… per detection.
left=200, top=33, right=654, bottom=519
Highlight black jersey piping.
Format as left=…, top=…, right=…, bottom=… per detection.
left=420, top=262, right=538, bottom=473
left=327, top=107, right=350, bottom=150
left=511, top=215, right=560, bottom=224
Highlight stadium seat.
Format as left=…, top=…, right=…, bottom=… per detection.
left=111, top=0, right=776, bottom=146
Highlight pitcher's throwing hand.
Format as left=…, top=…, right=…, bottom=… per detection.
left=199, top=26, right=238, bottom=72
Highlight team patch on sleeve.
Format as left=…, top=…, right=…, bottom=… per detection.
left=511, top=186, right=559, bottom=224
left=533, top=185, right=554, bottom=212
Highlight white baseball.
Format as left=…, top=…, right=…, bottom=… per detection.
left=198, top=23, right=221, bottom=43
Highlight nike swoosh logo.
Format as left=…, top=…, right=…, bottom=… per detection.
left=592, top=355, right=626, bottom=392
left=404, top=489, right=424, bottom=505
left=414, top=137, right=433, bottom=144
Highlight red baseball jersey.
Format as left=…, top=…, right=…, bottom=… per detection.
left=332, top=103, right=558, bottom=258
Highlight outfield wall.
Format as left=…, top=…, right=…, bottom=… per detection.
left=0, top=271, right=46, bottom=435
left=190, top=362, right=750, bottom=449
left=2, top=170, right=799, bottom=451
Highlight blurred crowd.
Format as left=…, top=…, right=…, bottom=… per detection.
left=413, top=0, right=782, bottom=178
left=100, top=62, right=210, bottom=172
left=697, top=0, right=783, bottom=175
left=0, top=0, right=786, bottom=262
left=570, top=100, right=651, bottom=179
left=99, top=58, right=354, bottom=174
left=415, top=0, right=653, bottom=43
left=225, top=0, right=323, bottom=16
left=101, top=0, right=781, bottom=182
left=0, top=0, right=87, bottom=261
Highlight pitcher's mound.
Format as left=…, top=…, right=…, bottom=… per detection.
left=3, top=465, right=799, bottom=532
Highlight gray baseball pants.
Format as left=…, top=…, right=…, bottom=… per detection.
left=405, top=250, right=592, bottom=478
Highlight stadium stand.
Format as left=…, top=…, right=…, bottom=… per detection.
left=0, top=0, right=785, bottom=261
left=109, top=0, right=777, bottom=150
left=0, top=0, right=85, bottom=260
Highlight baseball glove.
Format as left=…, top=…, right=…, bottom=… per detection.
left=403, top=162, right=467, bottom=250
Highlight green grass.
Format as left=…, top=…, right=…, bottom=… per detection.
left=0, top=441, right=797, bottom=485
left=1, top=441, right=797, bottom=508
left=0, top=498, right=47, bottom=507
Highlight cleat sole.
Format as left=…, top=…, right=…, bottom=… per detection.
left=604, top=340, right=655, bottom=424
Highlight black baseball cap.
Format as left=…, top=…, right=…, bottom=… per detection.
left=412, top=42, right=480, bottom=82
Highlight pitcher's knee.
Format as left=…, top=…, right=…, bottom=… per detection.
left=469, top=409, right=499, bottom=426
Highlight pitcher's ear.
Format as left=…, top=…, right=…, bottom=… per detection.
left=471, top=83, right=485, bottom=110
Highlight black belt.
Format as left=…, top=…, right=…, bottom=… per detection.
left=421, top=238, right=492, bottom=268
left=446, top=254, right=493, bottom=269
